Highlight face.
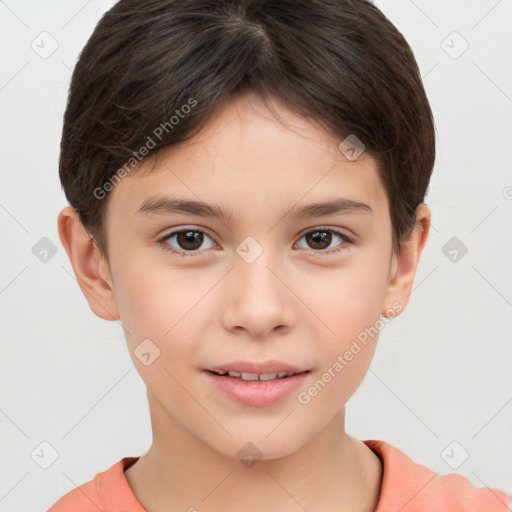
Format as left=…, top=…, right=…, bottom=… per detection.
left=95, top=92, right=406, bottom=461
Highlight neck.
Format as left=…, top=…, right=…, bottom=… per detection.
left=125, top=393, right=382, bottom=512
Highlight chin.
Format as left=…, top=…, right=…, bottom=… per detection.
left=208, top=431, right=306, bottom=464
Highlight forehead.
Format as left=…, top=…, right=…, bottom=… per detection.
left=106, top=93, right=388, bottom=223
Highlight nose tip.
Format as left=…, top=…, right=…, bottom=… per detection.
left=222, top=255, right=295, bottom=337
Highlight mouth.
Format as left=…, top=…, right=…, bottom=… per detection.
left=205, top=369, right=310, bottom=381
left=202, top=368, right=310, bottom=407
left=201, top=360, right=311, bottom=406
left=204, top=360, right=311, bottom=381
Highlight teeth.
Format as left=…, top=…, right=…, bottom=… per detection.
left=213, top=370, right=296, bottom=380
left=241, top=372, right=259, bottom=381
left=259, top=373, right=277, bottom=381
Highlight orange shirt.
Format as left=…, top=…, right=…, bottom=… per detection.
left=47, top=439, right=511, bottom=511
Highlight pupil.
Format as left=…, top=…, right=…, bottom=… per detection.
left=178, top=231, right=203, bottom=250
left=308, top=231, right=330, bottom=250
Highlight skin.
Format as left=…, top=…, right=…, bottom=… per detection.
left=58, top=91, right=431, bottom=512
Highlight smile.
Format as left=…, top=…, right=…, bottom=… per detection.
left=207, top=369, right=303, bottom=381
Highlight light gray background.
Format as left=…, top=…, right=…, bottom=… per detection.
left=1, top=0, right=511, bottom=510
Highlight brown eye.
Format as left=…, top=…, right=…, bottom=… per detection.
left=175, top=230, right=204, bottom=250
left=305, top=230, right=333, bottom=250
left=296, top=228, right=352, bottom=255
left=159, top=228, right=215, bottom=256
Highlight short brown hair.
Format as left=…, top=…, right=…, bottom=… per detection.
left=59, top=0, right=436, bottom=258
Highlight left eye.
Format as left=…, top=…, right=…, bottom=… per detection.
left=158, top=227, right=352, bottom=257
left=295, top=228, right=351, bottom=254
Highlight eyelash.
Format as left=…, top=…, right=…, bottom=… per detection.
left=158, top=226, right=353, bottom=258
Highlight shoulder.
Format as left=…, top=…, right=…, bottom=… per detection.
left=47, top=472, right=103, bottom=512
left=47, top=457, right=141, bottom=512
left=364, top=439, right=511, bottom=512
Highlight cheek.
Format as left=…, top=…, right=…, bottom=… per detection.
left=303, top=257, right=388, bottom=381
left=112, top=245, right=176, bottom=329
left=112, top=263, right=201, bottom=402
left=112, top=254, right=208, bottom=366
left=306, top=258, right=387, bottom=332
left=303, top=293, right=381, bottom=415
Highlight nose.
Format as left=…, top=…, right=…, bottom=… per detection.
left=221, top=249, right=297, bottom=339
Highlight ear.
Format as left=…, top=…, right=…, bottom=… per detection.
left=57, top=206, right=120, bottom=321
left=381, top=204, right=431, bottom=317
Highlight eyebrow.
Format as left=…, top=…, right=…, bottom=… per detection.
left=135, top=195, right=373, bottom=221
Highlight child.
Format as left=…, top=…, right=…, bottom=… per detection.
left=49, top=0, right=511, bottom=510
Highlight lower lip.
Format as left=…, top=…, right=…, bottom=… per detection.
left=202, top=370, right=309, bottom=407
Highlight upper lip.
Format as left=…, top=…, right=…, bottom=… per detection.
left=205, top=360, right=309, bottom=374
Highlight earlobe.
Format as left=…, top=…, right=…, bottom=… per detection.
left=382, top=204, right=431, bottom=317
left=57, top=206, right=120, bottom=321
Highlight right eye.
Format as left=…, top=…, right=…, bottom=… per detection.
left=158, top=227, right=216, bottom=257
